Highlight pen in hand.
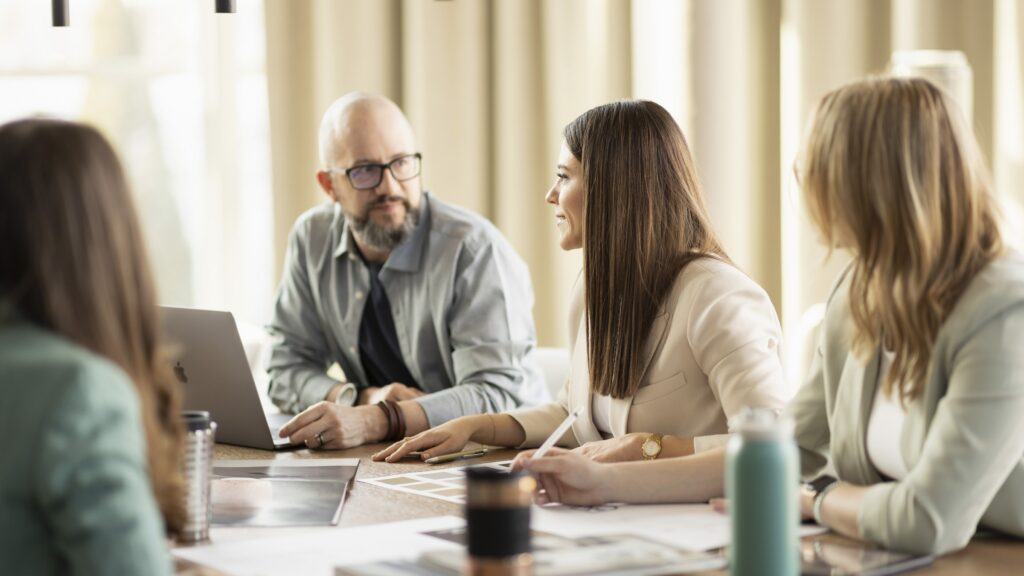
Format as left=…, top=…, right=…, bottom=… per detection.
left=424, top=448, right=489, bottom=465
left=531, top=406, right=582, bottom=461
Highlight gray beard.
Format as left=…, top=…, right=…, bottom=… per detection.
left=345, top=198, right=420, bottom=253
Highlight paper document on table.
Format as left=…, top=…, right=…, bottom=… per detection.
left=173, top=516, right=464, bottom=576
left=338, top=527, right=726, bottom=575
left=357, top=459, right=513, bottom=504
left=532, top=503, right=826, bottom=552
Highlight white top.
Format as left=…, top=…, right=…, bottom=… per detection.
left=866, top=350, right=909, bottom=480
left=591, top=393, right=613, bottom=439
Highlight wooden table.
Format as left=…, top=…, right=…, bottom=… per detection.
left=175, top=443, right=1024, bottom=575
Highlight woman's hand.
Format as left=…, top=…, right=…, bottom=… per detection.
left=513, top=447, right=610, bottom=506
left=572, top=433, right=646, bottom=462
left=371, top=416, right=480, bottom=462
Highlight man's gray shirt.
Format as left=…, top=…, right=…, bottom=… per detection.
left=267, top=193, right=547, bottom=426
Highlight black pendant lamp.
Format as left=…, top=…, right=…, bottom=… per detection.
left=52, top=0, right=235, bottom=27
left=52, top=0, right=69, bottom=27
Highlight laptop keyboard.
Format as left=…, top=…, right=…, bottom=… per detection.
left=267, top=412, right=294, bottom=446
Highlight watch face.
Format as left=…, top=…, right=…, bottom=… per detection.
left=642, top=440, right=658, bottom=456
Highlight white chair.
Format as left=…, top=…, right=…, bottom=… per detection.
left=534, top=346, right=570, bottom=402
left=795, top=303, right=826, bottom=393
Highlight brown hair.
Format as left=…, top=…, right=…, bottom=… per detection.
left=565, top=100, right=729, bottom=399
left=800, top=77, right=1003, bottom=403
left=0, top=119, right=186, bottom=533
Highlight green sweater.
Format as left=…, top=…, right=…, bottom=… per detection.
left=0, top=320, right=172, bottom=575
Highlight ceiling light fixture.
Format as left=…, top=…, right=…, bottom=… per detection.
left=215, top=0, right=236, bottom=14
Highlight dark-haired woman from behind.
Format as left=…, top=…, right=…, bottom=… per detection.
left=374, top=100, right=790, bottom=502
left=0, top=119, right=184, bottom=575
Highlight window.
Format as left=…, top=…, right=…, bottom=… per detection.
left=0, top=0, right=273, bottom=324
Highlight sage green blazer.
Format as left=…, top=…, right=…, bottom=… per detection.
left=790, top=251, right=1024, bottom=555
left=0, top=319, right=172, bottom=576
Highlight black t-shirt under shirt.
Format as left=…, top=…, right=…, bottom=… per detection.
left=358, top=261, right=420, bottom=390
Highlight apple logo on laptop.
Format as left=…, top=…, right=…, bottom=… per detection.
left=174, top=361, right=189, bottom=384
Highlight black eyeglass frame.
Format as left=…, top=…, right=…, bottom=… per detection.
left=328, top=153, right=423, bottom=191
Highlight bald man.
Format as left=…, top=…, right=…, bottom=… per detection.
left=269, top=93, right=546, bottom=450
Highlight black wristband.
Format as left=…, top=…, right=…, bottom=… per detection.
left=804, top=474, right=837, bottom=498
left=388, top=400, right=406, bottom=440
left=377, top=401, right=397, bottom=441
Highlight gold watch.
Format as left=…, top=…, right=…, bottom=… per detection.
left=641, top=433, right=663, bottom=460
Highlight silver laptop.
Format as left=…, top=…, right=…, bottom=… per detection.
left=161, top=306, right=297, bottom=450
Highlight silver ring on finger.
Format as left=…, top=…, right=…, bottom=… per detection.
left=316, top=431, right=325, bottom=449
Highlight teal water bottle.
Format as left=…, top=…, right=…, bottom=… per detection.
left=726, top=408, right=799, bottom=576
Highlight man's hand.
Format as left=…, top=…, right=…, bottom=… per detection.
left=358, top=383, right=425, bottom=405
left=277, top=402, right=388, bottom=450
left=572, top=433, right=647, bottom=463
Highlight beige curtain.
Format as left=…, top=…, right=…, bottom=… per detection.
left=264, top=0, right=631, bottom=349
left=264, top=0, right=1020, bottom=383
left=780, top=0, right=1012, bottom=382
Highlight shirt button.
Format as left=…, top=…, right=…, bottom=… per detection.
left=348, top=346, right=356, bottom=355
left=355, top=291, right=364, bottom=300
left=348, top=255, right=356, bottom=261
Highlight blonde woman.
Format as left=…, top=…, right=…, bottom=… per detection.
left=513, top=77, right=1024, bottom=555
left=373, top=100, right=788, bottom=494
left=787, top=76, right=1024, bottom=555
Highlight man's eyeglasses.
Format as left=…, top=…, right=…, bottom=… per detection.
left=328, top=153, right=422, bottom=190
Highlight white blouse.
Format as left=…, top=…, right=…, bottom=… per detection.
left=866, top=350, right=909, bottom=480
left=591, top=393, right=613, bottom=439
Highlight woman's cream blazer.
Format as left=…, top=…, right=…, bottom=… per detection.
left=510, top=257, right=790, bottom=453
left=789, top=251, right=1024, bottom=555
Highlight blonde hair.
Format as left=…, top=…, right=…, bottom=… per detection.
left=800, top=76, right=1003, bottom=403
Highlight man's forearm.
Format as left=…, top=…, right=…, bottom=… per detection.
left=268, top=368, right=340, bottom=414
left=415, top=382, right=518, bottom=427
left=396, top=400, right=429, bottom=436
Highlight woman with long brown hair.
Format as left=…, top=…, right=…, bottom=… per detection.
left=374, top=100, right=788, bottom=490
left=0, top=119, right=185, bottom=574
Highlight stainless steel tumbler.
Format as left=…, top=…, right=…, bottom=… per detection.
left=179, top=410, right=217, bottom=543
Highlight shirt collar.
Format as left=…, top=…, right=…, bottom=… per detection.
left=332, top=192, right=432, bottom=274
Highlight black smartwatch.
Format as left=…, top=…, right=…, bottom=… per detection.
left=804, top=474, right=837, bottom=496
left=804, top=475, right=838, bottom=526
